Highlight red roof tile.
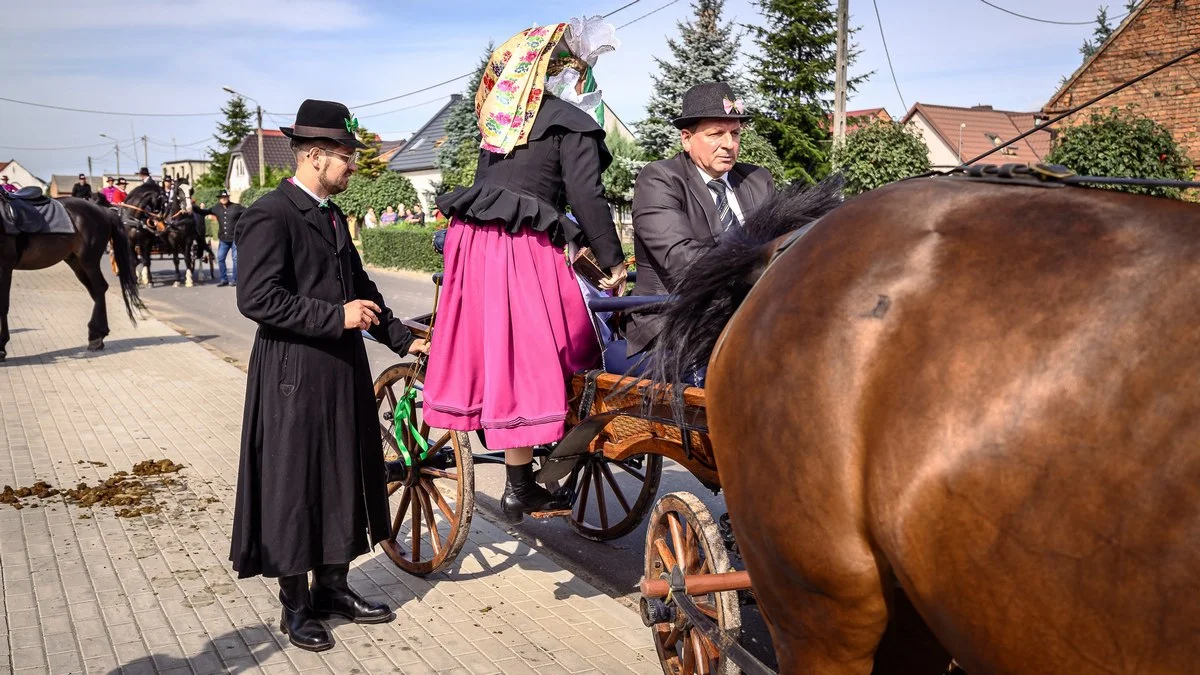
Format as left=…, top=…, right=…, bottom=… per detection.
left=902, top=103, right=1052, bottom=165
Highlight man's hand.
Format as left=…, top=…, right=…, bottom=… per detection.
left=344, top=299, right=380, bottom=331
left=599, top=263, right=628, bottom=291
left=408, top=339, right=429, bottom=356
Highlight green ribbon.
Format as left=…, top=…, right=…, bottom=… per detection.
left=392, top=387, right=429, bottom=467
left=344, top=116, right=360, bottom=134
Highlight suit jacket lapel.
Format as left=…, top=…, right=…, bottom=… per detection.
left=728, top=166, right=760, bottom=214
left=281, top=179, right=337, bottom=248
left=676, top=153, right=720, bottom=240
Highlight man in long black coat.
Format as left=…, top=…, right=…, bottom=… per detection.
left=230, top=99, right=427, bottom=652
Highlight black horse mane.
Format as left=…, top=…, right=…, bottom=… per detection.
left=125, top=183, right=162, bottom=212
left=641, top=175, right=846, bottom=420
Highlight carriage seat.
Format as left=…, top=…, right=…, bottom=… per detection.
left=0, top=190, right=74, bottom=236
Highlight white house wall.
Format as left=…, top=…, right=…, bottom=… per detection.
left=228, top=156, right=251, bottom=193
left=908, top=113, right=961, bottom=169
left=0, top=161, right=45, bottom=190
left=399, top=169, right=441, bottom=213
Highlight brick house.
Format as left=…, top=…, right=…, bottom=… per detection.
left=901, top=103, right=1052, bottom=168
left=1044, top=0, right=1200, bottom=163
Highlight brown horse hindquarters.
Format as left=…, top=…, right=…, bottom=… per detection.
left=708, top=179, right=1200, bottom=674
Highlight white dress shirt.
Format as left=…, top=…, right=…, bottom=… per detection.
left=694, top=163, right=745, bottom=224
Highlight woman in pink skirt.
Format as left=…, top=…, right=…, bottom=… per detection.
left=425, top=17, right=627, bottom=524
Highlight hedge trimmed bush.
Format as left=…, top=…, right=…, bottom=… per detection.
left=362, top=225, right=444, bottom=273
left=832, top=119, right=931, bottom=195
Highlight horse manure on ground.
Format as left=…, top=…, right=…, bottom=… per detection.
left=1, top=459, right=186, bottom=517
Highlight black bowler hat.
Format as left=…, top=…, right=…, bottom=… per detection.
left=281, top=99, right=368, bottom=149
left=672, top=82, right=752, bottom=129
left=217, top=190, right=230, bottom=198
left=105, top=176, right=114, bottom=183
left=163, top=175, right=173, bottom=183
left=138, top=167, right=150, bottom=176
left=78, top=173, right=87, bottom=179
left=117, top=178, right=127, bottom=185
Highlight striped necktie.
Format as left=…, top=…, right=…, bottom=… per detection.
left=707, top=179, right=740, bottom=232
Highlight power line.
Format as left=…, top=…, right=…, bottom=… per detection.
left=617, top=0, right=679, bottom=29
left=351, top=0, right=650, bottom=110
left=872, top=0, right=906, bottom=112
left=0, top=95, right=218, bottom=118
left=359, top=96, right=451, bottom=119
left=975, top=0, right=1125, bottom=26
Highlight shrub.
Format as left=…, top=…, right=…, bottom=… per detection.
left=831, top=119, right=931, bottom=195
left=338, top=172, right=420, bottom=219
left=1046, top=105, right=1193, bottom=199
left=361, top=225, right=444, bottom=273
left=237, top=185, right=271, bottom=205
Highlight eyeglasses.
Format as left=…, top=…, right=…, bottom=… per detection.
left=320, top=148, right=360, bottom=164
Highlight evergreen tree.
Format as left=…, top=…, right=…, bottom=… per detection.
left=635, top=0, right=746, bottom=160
left=749, top=0, right=865, bottom=184
left=202, top=95, right=254, bottom=188
left=436, top=43, right=494, bottom=194
left=353, top=125, right=388, bottom=179
left=1079, top=6, right=1116, bottom=60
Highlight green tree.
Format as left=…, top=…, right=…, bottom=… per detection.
left=635, top=0, right=747, bottom=160
left=1045, top=106, right=1193, bottom=199
left=436, top=43, right=494, bottom=194
left=602, top=135, right=648, bottom=220
left=1080, top=2, right=1139, bottom=60
left=251, top=165, right=294, bottom=189
left=336, top=172, right=420, bottom=218
left=831, top=119, right=930, bottom=195
left=749, top=0, right=867, bottom=184
left=737, top=127, right=788, bottom=185
left=201, top=95, right=254, bottom=189
left=354, top=125, right=389, bottom=179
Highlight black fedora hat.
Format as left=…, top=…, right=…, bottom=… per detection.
left=672, top=82, right=752, bottom=129
left=138, top=167, right=150, bottom=176
left=281, top=99, right=368, bottom=149
left=217, top=190, right=230, bottom=198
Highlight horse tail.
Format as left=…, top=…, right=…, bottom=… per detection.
left=646, top=175, right=846, bottom=420
left=106, top=208, right=144, bottom=322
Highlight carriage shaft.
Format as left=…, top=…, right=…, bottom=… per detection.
left=640, top=570, right=752, bottom=598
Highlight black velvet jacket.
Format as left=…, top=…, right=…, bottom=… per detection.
left=436, top=97, right=624, bottom=269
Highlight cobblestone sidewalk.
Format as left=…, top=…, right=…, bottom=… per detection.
left=0, top=263, right=659, bottom=675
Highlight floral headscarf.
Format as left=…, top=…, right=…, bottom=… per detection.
left=475, top=23, right=569, bottom=155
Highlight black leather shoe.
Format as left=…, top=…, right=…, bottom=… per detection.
left=278, top=575, right=333, bottom=652
left=217, top=281, right=229, bottom=287
left=499, top=462, right=571, bottom=525
left=311, top=564, right=395, bottom=624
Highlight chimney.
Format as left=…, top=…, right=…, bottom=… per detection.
left=971, top=105, right=994, bottom=111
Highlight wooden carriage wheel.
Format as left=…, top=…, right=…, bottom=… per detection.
left=566, top=452, right=662, bottom=541
left=644, top=492, right=741, bottom=675
left=374, top=362, right=475, bottom=576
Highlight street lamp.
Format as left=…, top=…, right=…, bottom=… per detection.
left=100, top=133, right=120, bottom=178
left=222, top=86, right=265, bottom=188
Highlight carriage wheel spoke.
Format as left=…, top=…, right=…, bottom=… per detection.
left=419, top=467, right=458, bottom=481
left=410, top=487, right=423, bottom=561
left=423, top=477, right=456, bottom=525
left=614, top=460, right=647, bottom=482
left=598, top=461, right=631, bottom=515
left=592, top=461, right=609, bottom=531
left=653, top=537, right=677, bottom=570
left=681, top=632, right=697, bottom=675
left=668, top=514, right=688, bottom=571
left=694, top=600, right=719, bottom=620
left=383, top=385, right=398, bottom=412
left=685, top=526, right=699, bottom=575
left=691, top=632, right=710, bottom=675
left=392, top=486, right=412, bottom=540
left=574, top=463, right=594, bottom=521
left=417, top=485, right=442, bottom=556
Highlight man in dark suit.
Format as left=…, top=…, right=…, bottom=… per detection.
left=71, top=173, right=93, bottom=199
left=230, top=99, right=427, bottom=653
left=136, top=167, right=159, bottom=193
left=194, top=189, right=246, bottom=286
left=615, top=82, right=776, bottom=373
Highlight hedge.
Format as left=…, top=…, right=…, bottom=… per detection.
left=362, top=225, right=444, bottom=273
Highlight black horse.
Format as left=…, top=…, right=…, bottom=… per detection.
left=119, top=182, right=165, bottom=286
left=0, top=197, right=141, bottom=361
left=161, top=178, right=199, bottom=287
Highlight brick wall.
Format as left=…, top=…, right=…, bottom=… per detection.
left=1045, top=0, right=1200, bottom=162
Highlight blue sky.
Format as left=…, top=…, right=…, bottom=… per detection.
left=1, top=0, right=1124, bottom=179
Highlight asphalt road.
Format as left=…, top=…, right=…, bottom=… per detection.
left=133, top=254, right=776, bottom=666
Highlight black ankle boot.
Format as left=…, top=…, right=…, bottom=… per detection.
left=278, top=574, right=333, bottom=652
left=310, top=564, right=395, bottom=624
left=500, top=462, right=571, bottom=525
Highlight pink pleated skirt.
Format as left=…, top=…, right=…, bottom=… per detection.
left=421, top=218, right=600, bottom=449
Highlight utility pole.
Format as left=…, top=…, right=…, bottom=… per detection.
left=142, top=136, right=149, bottom=172
left=256, top=105, right=265, bottom=188
left=87, top=156, right=93, bottom=179
left=832, top=0, right=850, bottom=144
left=100, top=134, right=120, bottom=177
left=173, top=136, right=177, bottom=160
